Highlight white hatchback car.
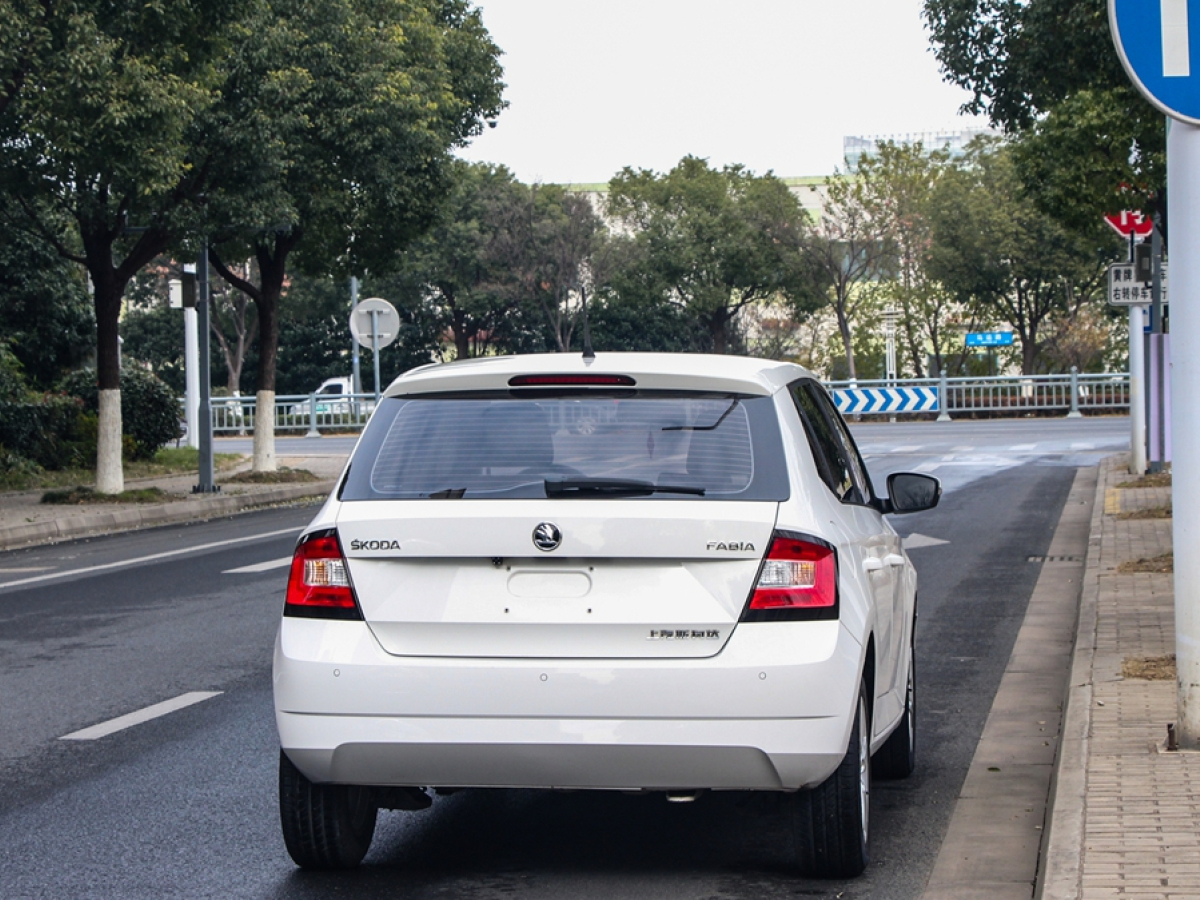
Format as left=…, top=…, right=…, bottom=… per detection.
left=274, top=353, right=940, bottom=876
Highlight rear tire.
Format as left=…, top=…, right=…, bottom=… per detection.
left=794, top=680, right=870, bottom=878
left=279, top=750, right=377, bottom=869
left=873, top=632, right=916, bottom=780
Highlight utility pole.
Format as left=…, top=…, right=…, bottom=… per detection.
left=1168, top=121, right=1199, bottom=748
left=194, top=245, right=217, bottom=493
left=351, top=276, right=361, bottom=395
left=1129, top=304, right=1147, bottom=476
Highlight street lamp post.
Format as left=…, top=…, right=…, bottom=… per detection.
left=882, top=307, right=900, bottom=384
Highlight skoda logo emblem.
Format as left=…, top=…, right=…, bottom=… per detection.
left=532, top=522, right=562, bottom=552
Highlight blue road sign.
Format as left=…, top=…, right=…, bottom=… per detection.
left=1110, top=0, right=1200, bottom=124
left=965, top=332, right=1015, bottom=348
left=832, top=387, right=939, bottom=416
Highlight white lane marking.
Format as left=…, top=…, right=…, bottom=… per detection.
left=1163, top=0, right=1191, bottom=77
left=0, top=527, right=299, bottom=591
left=1008, top=444, right=1037, bottom=451
left=890, top=445, right=922, bottom=453
left=1071, top=442, right=1095, bottom=450
left=0, top=566, right=54, bottom=574
left=223, top=557, right=292, bottom=574
left=950, top=446, right=975, bottom=452
left=915, top=463, right=941, bottom=473
left=59, top=692, right=223, bottom=741
left=903, top=533, right=950, bottom=550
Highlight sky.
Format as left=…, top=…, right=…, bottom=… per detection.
left=456, top=0, right=991, bottom=185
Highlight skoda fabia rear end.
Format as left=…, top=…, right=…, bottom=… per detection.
left=273, top=353, right=939, bottom=876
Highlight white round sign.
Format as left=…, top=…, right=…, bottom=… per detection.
left=350, top=298, right=401, bottom=351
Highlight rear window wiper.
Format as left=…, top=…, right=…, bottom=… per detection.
left=426, top=488, right=466, bottom=499
left=544, top=478, right=705, bottom=497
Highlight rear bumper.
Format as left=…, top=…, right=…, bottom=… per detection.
left=274, top=618, right=863, bottom=792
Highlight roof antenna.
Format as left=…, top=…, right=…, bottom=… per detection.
left=580, top=285, right=596, bottom=361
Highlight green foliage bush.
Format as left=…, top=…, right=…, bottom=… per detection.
left=0, top=341, right=28, bottom=402
left=0, top=394, right=87, bottom=469
left=57, top=366, right=181, bottom=460
left=0, top=444, right=44, bottom=479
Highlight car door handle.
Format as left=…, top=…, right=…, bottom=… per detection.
left=863, top=558, right=884, bottom=573
left=885, top=554, right=906, bottom=567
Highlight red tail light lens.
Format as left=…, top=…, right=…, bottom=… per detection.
left=743, top=533, right=838, bottom=621
left=284, top=530, right=362, bottom=620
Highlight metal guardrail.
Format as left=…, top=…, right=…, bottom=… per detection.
left=827, top=369, right=1131, bottom=417
left=208, top=393, right=377, bottom=435
left=195, top=371, right=1132, bottom=435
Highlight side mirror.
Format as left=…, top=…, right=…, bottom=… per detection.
left=885, top=472, right=942, bottom=514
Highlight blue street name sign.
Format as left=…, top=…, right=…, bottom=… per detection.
left=1110, top=0, right=1200, bottom=124
left=832, top=387, right=940, bottom=416
left=965, top=332, right=1015, bottom=348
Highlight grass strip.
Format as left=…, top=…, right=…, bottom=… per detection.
left=221, top=467, right=318, bottom=485
left=1117, top=552, right=1173, bottom=574
left=41, top=486, right=173, bottom=505
left=1116, top=506, right=1172, bottom=520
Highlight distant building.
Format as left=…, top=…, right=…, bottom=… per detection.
left=843, top=126, right=997, bottom=172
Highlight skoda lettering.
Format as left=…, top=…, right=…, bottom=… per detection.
left=349, top=539, right=402, bottom=552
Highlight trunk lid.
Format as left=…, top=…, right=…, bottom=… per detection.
left=338, top=500, right=778, bottom=659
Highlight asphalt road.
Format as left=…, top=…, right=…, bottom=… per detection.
left=0, top=419, right=1125, bottom=898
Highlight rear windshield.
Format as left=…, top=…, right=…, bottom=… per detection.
left=341, top=391, right=789, bottom=501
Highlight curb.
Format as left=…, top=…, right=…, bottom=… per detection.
left=0, top=481, right=334, bottom=551
left=1035, top=454, right=1113, bottom=900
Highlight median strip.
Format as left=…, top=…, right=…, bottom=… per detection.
left=59, top=692, right=223, bottom=741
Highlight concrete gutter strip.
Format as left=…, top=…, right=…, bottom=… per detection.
left=0, top=481, right=334, bottom=551
left=1035, top=456, right=1109, bottom=900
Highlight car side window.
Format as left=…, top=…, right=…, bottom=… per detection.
left=789, top=381, right=871, bottom=505
left=809, top=385, right=875, bottom=505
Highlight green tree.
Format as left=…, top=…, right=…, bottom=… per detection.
left=488, top=183, right=607, bottom=353
left=852, top=141, right=970, bottom=377
left=121, top=304, right=188, bottom=395
left=0, top=200, right=94, bottom=390
left=923, top=0, right=1165, bottom=228
left=204, top=0, right=504, bottom=470
left=0, top=0, right=55, bottom=119
left=0, top=0, right=240, bottom=491
left=803, top=172, right=893, bottom=380
left=606, top=157, right=822, bottom=355
left=388, top=161, right=526, bottom=360
left=925, top=140, right=1115, bottom=374
left=252, top=273, right=441, bottom=396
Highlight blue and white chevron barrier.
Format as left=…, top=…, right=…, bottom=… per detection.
left=832, top=386, right=940, bottom=415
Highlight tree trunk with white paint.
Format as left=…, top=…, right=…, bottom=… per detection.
left=211, top=234, right=297, bottom=475
left=253, top=389, right=276, bottom=472
left=96, top=389, right=124, bottom=494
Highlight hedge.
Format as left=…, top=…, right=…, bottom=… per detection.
left=58, top=366, right=181, bottom=460
left=0, top=394, right=86, bottom=469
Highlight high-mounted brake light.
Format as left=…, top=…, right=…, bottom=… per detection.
left=508, top=374, right=637, bottom=387
left=742, top=533, right=838, bottom=621
left=284, top=530, right=362, bottom=620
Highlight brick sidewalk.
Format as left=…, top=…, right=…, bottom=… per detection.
left=1042, top=456, right=1200, bottom=900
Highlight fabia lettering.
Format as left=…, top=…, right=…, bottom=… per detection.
left=706, top=541, right=755, bottom=552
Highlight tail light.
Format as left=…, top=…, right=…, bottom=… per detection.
left=742, top=532, right=838, bottom=622
left=284, top=529, right=363, bottom=620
